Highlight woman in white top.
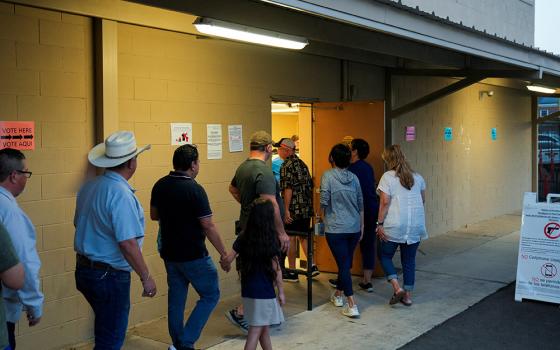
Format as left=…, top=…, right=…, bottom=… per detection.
left=376, top=145, right=427, bottom=306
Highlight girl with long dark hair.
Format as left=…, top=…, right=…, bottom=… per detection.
left=226, top=198, right=285, bottom=350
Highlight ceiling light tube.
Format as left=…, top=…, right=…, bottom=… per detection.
left=193, top=17, right=308, bottom=50
left=527, top=84, right=557, bottom=94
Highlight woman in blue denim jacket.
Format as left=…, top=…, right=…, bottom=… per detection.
left=320, top=143, right=364, bottom=318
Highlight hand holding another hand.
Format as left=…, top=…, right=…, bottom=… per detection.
left=141, top=275, right=157, bottom=298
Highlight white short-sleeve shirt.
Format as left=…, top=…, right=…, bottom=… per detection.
left=377, top=170, right=427, bottom=244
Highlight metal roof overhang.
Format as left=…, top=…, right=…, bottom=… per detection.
left=128, top=0, right=560, bottom=89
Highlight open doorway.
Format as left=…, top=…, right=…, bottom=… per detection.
left=271, top=101, right=313, bottom=271
left=271, top=100, right=386, bottom=276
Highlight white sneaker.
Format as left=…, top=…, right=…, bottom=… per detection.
left=342, top=304, right=360, bottom=318
left=330, top=291, right=344, bottom=307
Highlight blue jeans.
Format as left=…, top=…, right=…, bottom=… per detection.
left=360, top=222, right=377, bottom=270
left=75, top=266, right=131, bottom=350
left=379, top=240, right=420, bottom=291
left=326, top=232, right=361, bottom=297
left=165, top=256, right=220, bottom=350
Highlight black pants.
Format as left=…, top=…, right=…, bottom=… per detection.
left=7, top=321, right=15, bottom=349
left=282, top=218, right=312, bottom=270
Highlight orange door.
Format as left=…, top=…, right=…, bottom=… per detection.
left=313, top=101, right=385, bottom=275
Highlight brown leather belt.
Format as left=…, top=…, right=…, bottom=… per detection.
left=76, top=254, right=121, bottom=272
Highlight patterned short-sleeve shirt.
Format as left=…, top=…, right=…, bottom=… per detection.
left=280, top=155, right=313, bottom=219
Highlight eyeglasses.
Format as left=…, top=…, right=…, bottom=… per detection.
left=16, top=170, right=32, bottom=178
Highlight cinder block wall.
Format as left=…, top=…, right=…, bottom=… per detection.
left=117, top=22, right=341, bottom=327
left=392, top=76, right=532, bottom=236
left=0, top=3, right=96, bottom=349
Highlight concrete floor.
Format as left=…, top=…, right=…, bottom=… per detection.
left=69, top=213, right=521, bottom=350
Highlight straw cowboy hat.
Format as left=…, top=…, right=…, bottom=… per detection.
left=88, top=130, right=151, bottom=168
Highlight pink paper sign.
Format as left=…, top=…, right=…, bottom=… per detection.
left=405, top=126, right=416, bottom=141
left=0, top=121, right=35, bottom=150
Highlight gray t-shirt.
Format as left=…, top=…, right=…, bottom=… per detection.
left=231, top=158, right=283, bottom=229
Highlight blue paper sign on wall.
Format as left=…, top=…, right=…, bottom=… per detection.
left=444, top=127, right=453, bottom=141
left=491, top=128, right=497, bottom=141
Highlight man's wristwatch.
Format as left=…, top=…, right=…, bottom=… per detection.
left=376, top=221, right=384, bottom=226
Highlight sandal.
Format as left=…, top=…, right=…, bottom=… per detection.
left=389, top=289, right=406, bottom=305
left=400, top=297, right=412, bottom=306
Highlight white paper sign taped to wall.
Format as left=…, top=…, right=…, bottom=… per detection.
left=207, top=124, right=222, bottom=160
left=515, top=192, right=560, bottom=304
left=171, top=123, right=193, bottom=145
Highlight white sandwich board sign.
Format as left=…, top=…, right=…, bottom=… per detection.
left=515, top=192, right=560, bottom=304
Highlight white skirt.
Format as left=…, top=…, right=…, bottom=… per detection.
left=242, top=297, right=285, bottom=327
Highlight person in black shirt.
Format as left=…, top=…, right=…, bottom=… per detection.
left=150, top=144, right=229, bottom=350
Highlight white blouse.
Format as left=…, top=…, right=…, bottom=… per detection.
left=377, top=170, right=427, bottom=244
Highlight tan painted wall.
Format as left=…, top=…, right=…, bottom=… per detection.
left=272, top=112, right=298, bottom=142
left=0, top=2, right=96, bottom=349
left=391, top=76, right=532, bottom=236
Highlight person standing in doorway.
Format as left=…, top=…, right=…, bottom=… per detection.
left=321, top=143, right=363, bottom=318
left=276, top=137, right=317, bottom=281
left=376, top=145, right=427, bottom=306
left=225, top=131, right=289, bottom=334
left=151, top=144, right=229, bottom=350
left=0, top=148, right=43, bottom=350
left=348, top=138, right=379, bottom=292
left=74, top=131, right=157, bottom=349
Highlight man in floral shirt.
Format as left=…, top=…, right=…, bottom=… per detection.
left=276, top=138, right=318, bottom=281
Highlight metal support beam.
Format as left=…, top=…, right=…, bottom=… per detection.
left=384, top=70, right=392, bottom=146
left=389, top=69, right=541, bottom=80
left=536, top=110, right=560, bottom=124
left=94, top=18, right=119, bottom=141
left=531, top=96, right=538, bottom=192
left=390, top=76, right=485, bottom=118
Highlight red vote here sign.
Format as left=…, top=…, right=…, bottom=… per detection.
left=0, top=121, right=35, bottom=150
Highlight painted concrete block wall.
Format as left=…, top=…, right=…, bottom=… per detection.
left=117, top=21, right=341, bottom=331
left=393, top=0, right=535, bottom=46
left=0, top=2, right=96, bottom=349
left=392, top=76, right=531, bottom=236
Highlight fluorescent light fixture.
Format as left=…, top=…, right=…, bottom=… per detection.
left=527, top=84, right=557, bottom=94
left=193, top=17, right=308, bottom=50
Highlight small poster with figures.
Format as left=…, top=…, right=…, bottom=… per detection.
left=171, top=123, right=193, bottom=146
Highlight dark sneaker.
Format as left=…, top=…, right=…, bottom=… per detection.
left=359, top=282, right=374, bottom=293
left=225, top=309, right=248, bottom=334
left=311, top=265, right=320, bottom=277
left=328, top=278, right=338, bottom=288
left=283, top=271, right=299, bottom=283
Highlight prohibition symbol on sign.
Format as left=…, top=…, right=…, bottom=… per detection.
left=544, top=222, right=560, bottom=239
left=541, top=263, right=557, bottom=278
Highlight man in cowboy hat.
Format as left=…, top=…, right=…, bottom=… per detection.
left=74, top=130, right=157, bottom=349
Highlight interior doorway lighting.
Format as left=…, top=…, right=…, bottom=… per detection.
left=271, top=102, right=300, bottom=113
left=527, top=84, right=556, bottom=94
left=193, top=17, right=308, bottom=50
